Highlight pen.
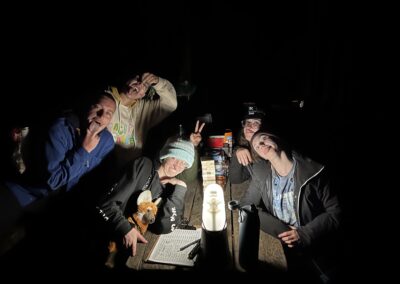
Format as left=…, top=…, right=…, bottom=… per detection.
left=179, top=239, right=201, bottom=251
left=188, top=241, right=201, bottom=260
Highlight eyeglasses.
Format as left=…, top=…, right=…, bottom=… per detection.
left=241, top=120, right=262, bottom=128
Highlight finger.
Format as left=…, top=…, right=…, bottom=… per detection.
left=237, top=155, right=243, bottom=165
left=131, top=242, right=137, bottom=256
left=240, top=153, right=250, bottom=165
left=159, top=177, right=171, bottom=184
left=243, top=156, right=251, bottom=166
left=136, top=232, right=148, bottom=244
left=88, top=121, right=100, bottom=133
left=237, top=154, right=246, bottom=166
left=143, top=73, right=157, bottom=85
left=198, top=122, right=205, bottom=133
left=278, top=232, right=289, bottom=238
left=194, top=120, right=199, bottom=132
left=244, top=151, right=253, bottom=163
left=93, top=125, right=105, bottom=136
left=141, top=72, right=150, bottom=81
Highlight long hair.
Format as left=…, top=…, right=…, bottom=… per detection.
left=237, top=128, right=250, bottom=148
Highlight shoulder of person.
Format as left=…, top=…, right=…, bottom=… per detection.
left=47, top=118, right=72, bottom=135
left=132, top=156, right=154, bottom=172
left=234, top=145, right=249, bottom=151
left=99, top=128, right=114, bottom=141
left=62, top=111, right=80, bottom=129
left=252, top=160, right=270, bottom=176
left=293, top=152, right=325, bottom=174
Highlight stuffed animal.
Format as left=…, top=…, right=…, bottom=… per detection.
left=105, top=190, right=161, bottom=268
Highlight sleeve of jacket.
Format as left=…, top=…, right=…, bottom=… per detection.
left=240, top=178, right=290, bottom=238
left=258, top=210, right=291, bottom=238
left=240, top=176, right=262, bottom=207
left=145, top=77, right=178, bottom=128
left=151, top=184, right=187, bottom=234
left=229, top=148, right=251, bottom=184
left=98, top=130, right=115, bottom=160
left=96, top=158, right=149, bottom=238
left=296, top=173, right=342, bottom=247
left=45, top=119, right=91, bottom=190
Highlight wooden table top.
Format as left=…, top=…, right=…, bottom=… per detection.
left=125, top=178, right=287, bottom=272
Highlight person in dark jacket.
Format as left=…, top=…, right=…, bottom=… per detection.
left=229, top=103, right=267, bottom=184
left=97, top=138, right=195, bottom=257
left=241, top=130, right=342, bottom=283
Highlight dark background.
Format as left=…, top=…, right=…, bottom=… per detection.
left=1, top=1, right=362, bottom=192
left=1, top=1, right=363, bottom=162
left=1, top=0, right=371, bottom=278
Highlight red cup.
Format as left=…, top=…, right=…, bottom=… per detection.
left=207, top=135, right=224, bottom=148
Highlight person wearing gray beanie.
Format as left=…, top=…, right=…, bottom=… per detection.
left=97, top=128, right=204, bottom=260
left=159, top=139, right=195, bottom=169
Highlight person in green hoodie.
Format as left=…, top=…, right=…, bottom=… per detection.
left=106, top=72, right=177, bottom=173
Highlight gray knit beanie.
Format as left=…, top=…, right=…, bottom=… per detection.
left=160, top=139, right=194, bottom=168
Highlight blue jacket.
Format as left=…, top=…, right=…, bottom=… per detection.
left=7, top=117, right=115, bottom=207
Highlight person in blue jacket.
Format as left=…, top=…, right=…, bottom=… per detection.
left=0, top=92, right=116, bottom=238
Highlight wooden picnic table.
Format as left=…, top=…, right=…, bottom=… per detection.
left=125, top=178, right=287, bottom=272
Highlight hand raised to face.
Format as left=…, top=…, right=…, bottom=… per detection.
left=190, top=120, right=205, bottom=147
left=140, top=72, right=159, bottom=90
left=125, top=73, right=159, bottom=101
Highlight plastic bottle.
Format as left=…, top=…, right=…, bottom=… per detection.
left=224, top=129, right=233, bottom=157
left=178, top=124, right=184, bottom=139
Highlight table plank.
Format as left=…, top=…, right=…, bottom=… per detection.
left=229, top=180, right=287, bottom=271
left=126, top=175, right=287, bottom=272
left=126, top=179, right=202, bottom=270
left=186, top=180, right=203, bottom=227
left=223, top=180, right=235, bottom=270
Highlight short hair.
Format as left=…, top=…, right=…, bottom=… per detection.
left=250, top=130, right=293, bottom=162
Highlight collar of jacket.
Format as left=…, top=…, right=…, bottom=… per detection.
left=292, top=152, right=325, bottom=188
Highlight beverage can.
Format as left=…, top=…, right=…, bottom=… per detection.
left=224, top=129, right=232, bottom=144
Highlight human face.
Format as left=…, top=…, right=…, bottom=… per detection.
left=87, top=96, right=116, bottom=132
left=251, top=133, right=277, bottom=160
left=125, top=75, right=147, bottom=101
left=162, top=157, right=189, bottom=177
left=242, top=119, right=262, bottom=141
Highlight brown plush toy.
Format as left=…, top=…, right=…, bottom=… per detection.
left=105, top=190, right=161, bottom=268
